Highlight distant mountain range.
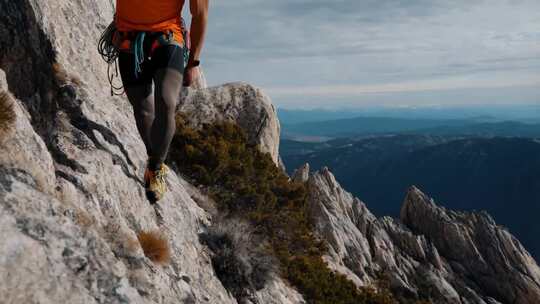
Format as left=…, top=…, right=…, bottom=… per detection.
left=282, top=116, right=540, bottom=139
left=282, top=135, right=540, bottom=261
left=278, top=106, right=540, bottom=125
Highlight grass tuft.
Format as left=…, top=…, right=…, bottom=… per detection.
left=52, top=62, right=82, bottom=85
left=0, top=90, right=16, bottom=140
left=137, top=230, right=171, bottom=265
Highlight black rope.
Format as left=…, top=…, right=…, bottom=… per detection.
left=98, top=21, right=124, bottom=96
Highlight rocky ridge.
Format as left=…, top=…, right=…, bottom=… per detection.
left=293, top=164, right=540, bottom=304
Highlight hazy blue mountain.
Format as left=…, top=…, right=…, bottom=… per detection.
left=282, top=136, right=540, bottom=261
left=282, top=117, right=540, bottom=139
left=278, top=105, right=540, bottom=125
left=282, top=116, right=476, bottom=138
left=413, top=121, right=540, bottom=138
left=277, top=109, right=367, bottom=124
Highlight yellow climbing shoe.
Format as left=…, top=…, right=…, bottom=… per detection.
left=144, top=163, right=169, bottom=203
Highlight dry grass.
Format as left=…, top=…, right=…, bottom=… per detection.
left=74, top=209, right=95, bottom=228
left=137, top=230, right=171, bottom=265
left=52, top=62, right=82, bottom=85
left=0, top=90, right=16, bottom=140
left=52, top=62, right=69, bottom=84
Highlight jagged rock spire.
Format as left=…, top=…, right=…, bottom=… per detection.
left=300, top=166, right=540, bottom=304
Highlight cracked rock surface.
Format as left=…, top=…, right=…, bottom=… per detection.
left=0, top=1, right=295, bottom=303
left=297, top=165, right=540, bottom=304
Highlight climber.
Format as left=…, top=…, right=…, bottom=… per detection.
left=114, top=0, right=209, bottom=203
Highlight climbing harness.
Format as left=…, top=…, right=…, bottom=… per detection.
left=98, top=14, right=190, bottom=96
left=130, top=29, right=185, bottom=78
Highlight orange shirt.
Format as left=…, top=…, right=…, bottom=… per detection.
left=116, top=0, right=185, bottom=44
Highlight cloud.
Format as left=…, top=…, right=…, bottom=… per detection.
left=267, top=71, right=540, bottom=97
left=200, top=0, right=540, bottom=107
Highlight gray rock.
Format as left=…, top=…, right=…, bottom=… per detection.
left=0, top=1, right=296, bottom=303
left=291, top=163, right=310, bottom=183
left=251, top=279, right=306, bottom=304
left=178, top=82, right=280, bottom=165
left=402, top=186, right=540, bottom=304
left=301, top=164, right=540, bottom=304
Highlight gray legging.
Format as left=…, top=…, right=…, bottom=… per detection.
left=119, top=42, right=185, bottom=170
left=123, top=67, right=183, bottom=169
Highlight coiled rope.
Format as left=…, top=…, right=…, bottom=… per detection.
left=98, top=20, right=124, bottom=96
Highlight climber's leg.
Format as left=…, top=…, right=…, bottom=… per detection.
left=124, top=85, right=155, bottom=158
left=118, top=51, right=155, bottom=159
left=149, top=45, right=185, bottom=169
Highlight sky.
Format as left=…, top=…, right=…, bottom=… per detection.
left=196, top=0, right=540, bottom=109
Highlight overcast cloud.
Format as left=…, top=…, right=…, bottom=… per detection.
left=197, top=0, right=540, bottom=108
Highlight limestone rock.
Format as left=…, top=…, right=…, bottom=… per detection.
left=251, top=279, right=306, bottom=304
left=291, top=163, right=310, bottom=183
left=178, top=82, right=281, bottom=165
left=301, top=163, right=540, bottom=304
left=402, top=186, right=540, bottom=304
left=0, top=1, right=295, bottom=303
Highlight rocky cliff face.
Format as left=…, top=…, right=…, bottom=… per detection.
left=1, top=1, right=539, bottom=304
left=0, top=1, right=293, bottom=303
left=294, top=164, right=540, bottom=304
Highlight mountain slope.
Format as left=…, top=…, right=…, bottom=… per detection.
left=284, top=136, right=540, bottom=261
left=2, top=0, right=540, bottom=303
left=296, top=165, right=540, bottom=304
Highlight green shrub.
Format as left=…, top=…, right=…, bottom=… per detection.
left=169, top=114, right=396, bottom=304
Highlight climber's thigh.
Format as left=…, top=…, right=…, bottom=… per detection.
left=118, top=51, right=153, bottom=106
left=150, top=45, right=185, bottom=76
left=151, top=45, right=185, bottom=109
left=153, top=68, right=183, bottom=107
left=118, top=50, right=154, bottom=87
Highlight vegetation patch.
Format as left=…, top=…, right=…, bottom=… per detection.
left=169, top=115, right=397, bottom=303
left=200, top=219, right=276, bottom=302
left=137, top=230, right=171, bottom=265
left=0, top=90, right=16, bottom=140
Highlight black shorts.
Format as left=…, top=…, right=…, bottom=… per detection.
left=119, top=45, right=185, bottom=87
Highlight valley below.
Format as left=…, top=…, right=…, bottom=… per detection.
left=281, top=113, right=540, bottom=261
